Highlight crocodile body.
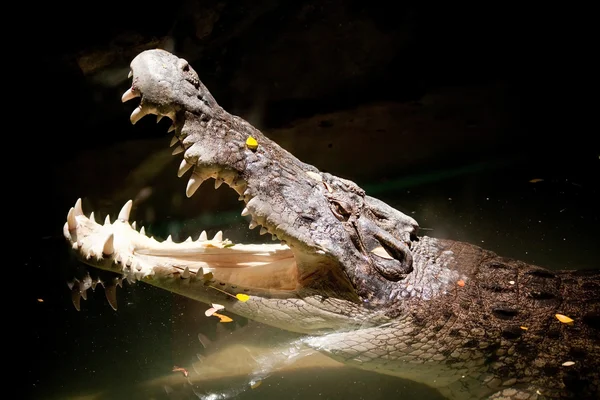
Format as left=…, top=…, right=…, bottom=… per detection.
left=63, top=49, right=599, bottom=400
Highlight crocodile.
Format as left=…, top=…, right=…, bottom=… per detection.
left=63, top=49, right=599, bottom=400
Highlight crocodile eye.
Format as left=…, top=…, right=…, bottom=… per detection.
left=330, top=200, right=351, bottom=222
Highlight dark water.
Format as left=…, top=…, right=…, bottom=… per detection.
left=27, top=143, right=598, bottom=400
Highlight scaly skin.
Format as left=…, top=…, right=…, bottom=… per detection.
left=63, top=49, right=599, bottom=400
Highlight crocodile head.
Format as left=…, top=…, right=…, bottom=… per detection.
left=64, top=49, right=419, bottom=333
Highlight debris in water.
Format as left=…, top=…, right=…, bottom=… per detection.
left=213, top=312, right=233, bottom=323
left=457, top=280, right=465, bottom=287
left=250, top=379, right=262, bottom=389
left=555, top=314, right=574, bottom=324
left=562, top=361, right=576, bottom=367
left=205, top=303, right=225, bottom=316
left=520, top=326, right=529, bottom=330
left=529, top=178, right=544, bottom=183
left=37, top=298, right=44, bottom=303
left=172, top=366, right=189, bottom=377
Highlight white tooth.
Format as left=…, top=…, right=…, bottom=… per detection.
left=128, top=70, right=133, bottom=79
left=103, top=234, right=114, bottom=255
left=140, top=226, right=146, bottom=236
left=199, top=231, right=207, bottom=241
left=172, top=145, right=184, bottom=155
left=182, top=267, right=190, bottom=279
left=214, top=179, right=223, bottom=189
left=249, top=221, right=258, bottom=229
left=104, top=215, right=111, bottom=226
left=186, top=176, right=203, bottom=197
left=213, top=231, right=223, bottom=241
left=241, top=207, right=250, bottom=216
left=177, top=160, right=193, bottom=177
left=370, top=246, right=394, bottom=260
left=168, top=125, right=176, bottom=133
left=170, top=136, right=179, bottom=147
left=130, top=106, right=148, bottom=124
left=185, top=236, right=193, bottom=242
left=157, top=115, right=164, bottom=123
left=67, top=207, right=77, bottom=231
left=260, top=227, right=268, bottom=235
left=74, top=198, right=84, bottom=216
left=118, top=200, right=133, bottom=222
left=238, top=195, right=245, bottom=201
left=89, top=212, right=95, bottom=223
left=132, top=221, right=137, bottom=230
left=166, top=235, right=173, bottom=242
left=121, top=88, right=139, bottom=103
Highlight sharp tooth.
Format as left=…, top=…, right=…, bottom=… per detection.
left=74, top=198, right=84, bottom=216
left=157, top=115, right=164, bottom=123
left=67, top=207, right=77, bottom=231
left=199, top=231, right=207, bottom=241
left=249, top=221, right=258, bottom=229
left=186, top=176, right=204, bottom=197
left=213, top=231, right=223, bottom=241
left=128, top=70, right=133, bottom=79
left=140, top=226, right=146, bottom=236
left=178, top=159, right=193, bottom=177
left=105, top=285, right=118, bottom=311
left=172, top=145, right=184, bottom=155
left=89, top=212, right=95, bottom=223
left=132, top=221, right=137, bottom=230
left=170, top=136, right=179, bottom=147
left=214, top=179, right=223, bottom=189
left=121, top=87, right=139, bottom=103
left=238, top=195, right=245, bottom=201
left=182, top=267, right=190, bottom=279
left=71, top=290, right=81, bottom=311
left=168, top=125, right=176, bottom=133
left=260, top=227, right=268, bottom=235
left=130, top=106, right=147, bottom=124
left=271, top=235, right=277, bottom=241
left=370, top=246, right=394, bottom=260
left=103, top=233, right=115, bottom=255
left=104, top=215, right=111, bottom=226
left=166, top=235, right=173, bottom=242
left=118, top=200, right=133, bottom=222
left=241, top=207, right=250, bottom=216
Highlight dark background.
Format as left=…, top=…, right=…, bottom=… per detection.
left=22, top=2, right=598, bottom=399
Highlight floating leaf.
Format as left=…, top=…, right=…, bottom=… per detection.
left=520, top=326, right=529, bottom=330
left=37, top=298, right=44, bottom=303
left=555, top=314, right=574, bottom=324
left=562, top=361, right=576, bottom=366
left=246, top=136, right=258, bottom=151
left=529, top=178, right=544, bottom=183
left=236, top=294, right=250, bottom=302
left=457, top=280, right=465, bottom=287
left=204, top=303, right=225, bottom=317
left=205, top=308, right=217, bottom=317
left=213, top=312, right=233, bottom=323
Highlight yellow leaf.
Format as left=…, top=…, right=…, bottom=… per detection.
left=213, top=312, right=233, bottom=323
left=529, top=178, right=544, bottom=183
left=520, top=326, right=528, bottom=330
left=236, top=293, right=250, bottom=302
left=555, top=314, right=574, bottom=324
left=246, top=136, right=258, bottom=151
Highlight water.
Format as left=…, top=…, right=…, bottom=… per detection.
left=27, top=141, right=597, bottom=400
